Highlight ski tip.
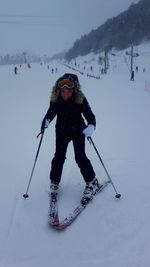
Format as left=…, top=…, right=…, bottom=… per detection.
left=54, top=225, right=66, bottom=230
left=49, top=222, right=67, bottom=231
left=49, top=214, right=59, bottom=226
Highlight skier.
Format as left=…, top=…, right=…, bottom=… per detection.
left=130, top=70, right=134, bottom=81
left=14, top=66, right=18, bottom=75
left=41, top=73, right=101, bottom=204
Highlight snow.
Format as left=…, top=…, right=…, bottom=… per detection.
left=0, top=43, right=150, bottom=267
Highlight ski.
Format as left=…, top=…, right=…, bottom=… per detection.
left=54, top=180, right=110, bottom=230
left=49, top=197, right=59, bottom=226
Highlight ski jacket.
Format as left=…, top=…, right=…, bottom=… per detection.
left=45, top=86, right=96, bottom=138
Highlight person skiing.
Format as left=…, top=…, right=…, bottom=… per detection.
left=41, top=73, right=101, bottom=204
left=14, top=66, right=18, bottom=75
left=130, top=70, right=134, bottom=81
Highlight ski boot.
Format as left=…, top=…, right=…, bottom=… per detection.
left=50, top=182, right=59, bottom=201
left=81, top=178, right=100, bottom=205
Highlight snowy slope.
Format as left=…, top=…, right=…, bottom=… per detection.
left=0, top=44, right=150, bottom=267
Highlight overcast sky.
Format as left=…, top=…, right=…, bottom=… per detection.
left=0, top=0, right=139, bottom=57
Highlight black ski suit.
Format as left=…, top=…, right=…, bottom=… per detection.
left=45, top=95, right=96, bottom=184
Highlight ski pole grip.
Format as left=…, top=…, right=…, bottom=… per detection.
left=37, top=131, right=44, bottom=138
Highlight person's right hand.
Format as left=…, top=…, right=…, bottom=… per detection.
left=41, top=116, right=50, bottom=133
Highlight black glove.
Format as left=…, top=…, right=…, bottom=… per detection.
left=41, top=115, right=50, bottom=133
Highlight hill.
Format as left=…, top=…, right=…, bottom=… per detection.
left=65, top=0, right=150, bottom=60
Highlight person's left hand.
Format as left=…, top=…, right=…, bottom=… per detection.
left=83, top=124, right=95, bottom=137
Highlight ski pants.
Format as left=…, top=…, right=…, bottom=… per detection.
left=50, top=133, right=95, bottom=184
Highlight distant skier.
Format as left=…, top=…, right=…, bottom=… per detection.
left=40, top=73, right=101, bottom=204
left=136, top=66, right=138, bottom=72
left=14, top=66, right=18, bottom=75
left=130, top=70, right=134, bottom=81
left=101, top=68, right=104, bottom=74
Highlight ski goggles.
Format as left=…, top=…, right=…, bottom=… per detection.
left=58, top=79, right=75, bottom=90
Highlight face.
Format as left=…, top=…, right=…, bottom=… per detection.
left=60, top=87, right=73, bottom=101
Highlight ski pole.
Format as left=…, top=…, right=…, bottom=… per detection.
left=23, top=131, right=44, bottom=199
left=88, top=137, right=121, bottom=199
